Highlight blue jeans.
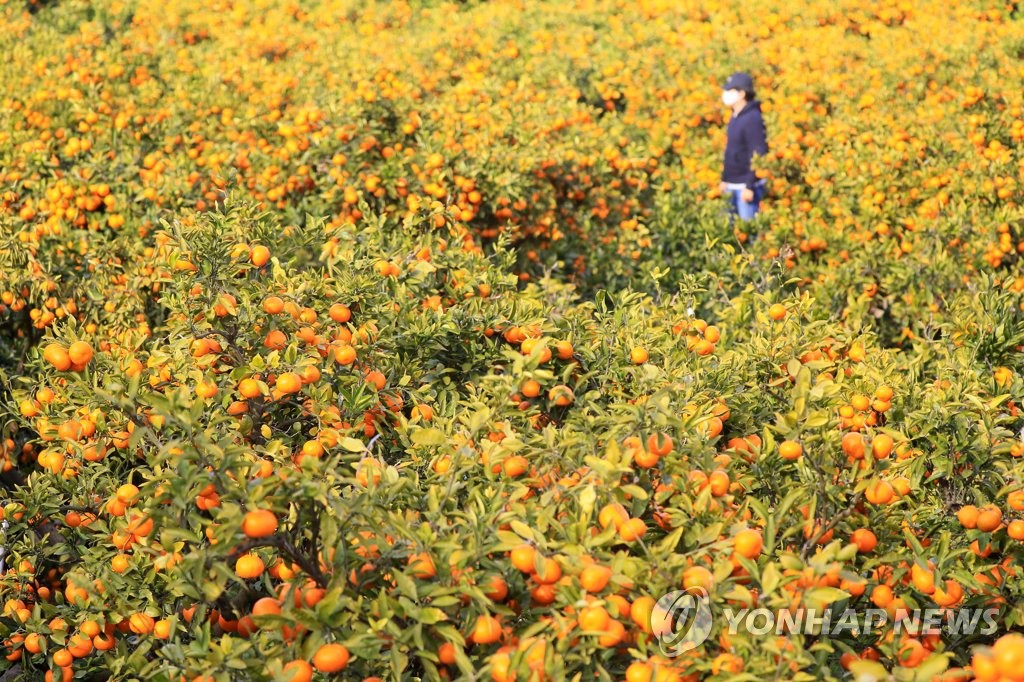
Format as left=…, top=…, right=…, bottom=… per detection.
left=728, top=183, right=765, bottom=221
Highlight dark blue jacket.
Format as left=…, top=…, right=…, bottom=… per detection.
left=722, top=100, right=768, bottom=189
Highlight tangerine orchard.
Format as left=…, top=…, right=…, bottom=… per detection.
left=2, top=1, right=1024, bottom=681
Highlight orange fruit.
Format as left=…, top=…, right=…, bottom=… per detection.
left=625, top=662, right=654, bottom=682
left=767, top=304, right=787, bottom=321
left=281, top=660, right=313, bottom=682
left=708, top=469, right=730, bottom=496
left=957, top=505, right=979, bottom=529
left=850, top=528, right=877, bottom=553
left=438, top=642, right=457, bottom=666
left=127, top=513, right=153, bottom=537
left=43, top=343, right=72, bottom=371
left=993, top=633, right=1024, bottom=678
left=312, top=643, right=350, bottom=673
left=276, top=372, right=302, bottom=394
left=933, top=579, right=963, bottom=607
left=251, top=597, right=282, bottom=617
left=52, top=649, right=73, bottom=668
left=24, top=632, right=42, bottom=654
left=840, top=578, right=866, bottom=598
left=411, top=404, right=434, bottom=421
left=116, top=483, right=140, bottom=504
left=263, top=296, right=285, bottom=314
left=45, top=669, right=73, bottom=682
left=1007, top=519, right=1024, bottom=540
left=778, top=440, right=802, bottom=460
left=264, top=329, right=287, bottom=350
left=976, top=505, right=1003, bottom=532
left=597, top=618, right=626, bottom=647
left=510, top=544, right=537, bottom=574
left=682, top=565, right=714, bottom=592
left=128, top=613, right=154, bottom=635
left=363, top=369, right=386, bottom=390
left=250, top=245, right=270, bottom=267
left=733, top=529, right=763, bottom=559
left=898, top=639, right=926, bottom=668
left=974, top=652, right=999, bottom=682
left=841, top=432, right=865, bottom=459
left=239, top=378, right=262, bottom=399
left=632, top=447, right=659, bottom=469
left=520, top=379, right=541, bottom=398
left=484, top=575, right=509, bottom=602
left=577, top=605, right=610, bottom=632
left=693, top=339, right=716, bottom=356
left=235, top=554, right=265, bottom=579
left=547, top=384, right=574, bottom=406
left=408, top=552, right=436, bottom=579
left=490, top=651, right=513, bottom=682
left=629, top=347, right=648, bottom=364
left=870, top=584, right=894, bottom=608
left=598, top=503, right=629, bottom=530
left=910, top=561, right=936, bottom=595
left=864, top=479, right=894, bottom=505
left=533, top=557, right=562, bottom=585
left=871, top=433, right=894, bottom=459
left=646, top=432, right=673, bottom=456
left=195, top=380, right=218, bottom=399
left=242, top=509, right=278, bottom=538
left=618, top=518, right=647, bottom=542
left=92, top=632, right=115, bottom=651
left=67, top=341, right=94, bottom=366
left=301, top=440, right=324, bottom=459
left=530, top=583, right=556, bottom=606
left=502, top=455, right=529, bottom=477
left=851, top=394, right=871, bottom=412
left=334, top=343, right=357, bottom=365
left=630, top=596, right=655, bottom=633
left=579, top=564, right=613, bottom=593
left=329, top=303, right=351, bottom=323
left=471, top=615, right=502, bottom=644
left=153, top=619, right=172, bottom=639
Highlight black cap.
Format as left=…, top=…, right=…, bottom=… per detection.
left=723, top=72, right=754, bottom=91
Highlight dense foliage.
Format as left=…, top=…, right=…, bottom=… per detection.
left=3, top=1, right=1024, bottom=681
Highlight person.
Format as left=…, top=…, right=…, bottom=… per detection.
left=719, top=72, right=769, bottom=222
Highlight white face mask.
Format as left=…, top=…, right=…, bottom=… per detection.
left=722, top=90, right=741, bottom=106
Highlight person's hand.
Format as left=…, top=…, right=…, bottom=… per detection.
left=740, top=188, right=754, bottom=202
left=719, top=181, right=728, bottom=193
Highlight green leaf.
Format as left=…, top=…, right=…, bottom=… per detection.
left=619, top=484, right=649, bottom=500
left=760, top=562, right=781, bottom=594
left=339, top=437, right=365, bottom=452
left=804, top=410, right=830, bottom=429
left=893, top=653, right=949, bottom=681
left=202, top=579, right=224, bottom=602
left=803, top=587, right=849, bottom=607
left=848, top=660, right=890, bottom=682
left=418, top=608, right=448, bottom=624
left=509, top=520, right=535, bottom=541
left=579, top=484, right=596, bottom=515
left=412, top=428, right=447, bottom=447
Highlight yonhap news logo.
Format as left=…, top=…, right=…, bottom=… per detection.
left=652, top=588, right=714, bottom=657
left=718, top=606, right=1000, bottom=638
left=652, top=590, right=1000, bottom=658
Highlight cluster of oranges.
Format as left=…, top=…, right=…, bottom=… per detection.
left=3, top=0, right=1024, bottom=681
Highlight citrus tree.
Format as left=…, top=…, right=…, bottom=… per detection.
left=3, top=0, right=1024, bottom=681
